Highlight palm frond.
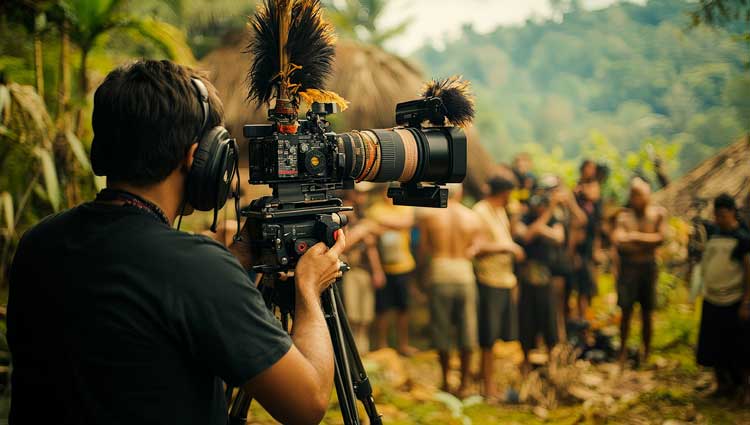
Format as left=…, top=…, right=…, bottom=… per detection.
left=5, top=83, right=53, bottom=146
left=0, top=192, right=15, bottom=237
left=33, top=146, right=61, bottom=212
left=119, top=18, right=196, bottom=64
left=64, top=130, right=91, bottom=172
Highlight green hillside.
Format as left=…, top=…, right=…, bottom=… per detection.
left=414, top=0, right=750, bottom=177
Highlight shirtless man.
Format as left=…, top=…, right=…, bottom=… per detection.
left=418, top=184, right=481, bottom=395
left=612, top=177, right=667, bottom=367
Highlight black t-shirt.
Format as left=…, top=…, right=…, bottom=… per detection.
left=521, top=213, right=558, bottom=263
left=7, top=202, right=292, bottom=425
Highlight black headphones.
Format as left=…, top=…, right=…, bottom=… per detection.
left=185, top=77, right=240, bottom=232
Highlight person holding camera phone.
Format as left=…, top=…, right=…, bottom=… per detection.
left=7, top=60, right=346, bottom=425
left=515, top=190, right=565, bottom=373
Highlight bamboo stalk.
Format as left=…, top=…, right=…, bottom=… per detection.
left=57, top=19, right=71, bottom=131
left=33, top=33, right=44, bottom=99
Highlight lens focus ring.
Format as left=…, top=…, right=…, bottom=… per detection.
left=371, top=129, right=402, bottom=182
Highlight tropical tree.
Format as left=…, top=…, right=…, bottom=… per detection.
left=690, top=0, right=750, bottom=64
left=59, top=0, right=195, bottom=137
left=0, top=0, right=198, bottom=285
left=322, top=0, right=408, bottom=46
left=0, top=1, right=63, bottom=100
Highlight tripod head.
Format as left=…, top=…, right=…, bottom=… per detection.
left=242, top=183, right=352, bottom=275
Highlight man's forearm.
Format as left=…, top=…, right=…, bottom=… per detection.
left=524, top=211, right=552, bottom=242
left=290, top=289, right=335, bottom=402
left=228, top=238, right=254, bottom=270
left=628, top=231, right=664, bottom=246
left=376, top=215, right=413, bottom=230
left=478, top=241, right=516, bottom=254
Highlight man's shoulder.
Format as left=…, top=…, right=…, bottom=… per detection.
left=162, top=231, right=240, bottom=269
left=457, top=203, right=478, bottom=219
left=649, top=204, right=667, bottom=217
left=21, top=208, right=74, bottom=238
left=472, top=200, right=493, bottom=216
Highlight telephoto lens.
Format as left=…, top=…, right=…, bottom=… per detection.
left=336, top=126, right=467, bottom=186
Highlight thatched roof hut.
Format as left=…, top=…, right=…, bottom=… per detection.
left=200, top=31, right=496, bottom=200
left=653, top=137, right=750, bottom=220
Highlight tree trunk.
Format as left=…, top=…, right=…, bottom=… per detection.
left=33, top=30, right=44, bottom=99
left=57, top=19, right=71, bottom=131
left=74, top=47, right=89, bottom=139
left=59, top=20, right=77, bottom=206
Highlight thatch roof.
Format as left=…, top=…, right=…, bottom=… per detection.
left=653, top=137, right=750, bottom=219
left=199, top=31, right=496, bottom=200
left=200, top=32, right=425, bottom=136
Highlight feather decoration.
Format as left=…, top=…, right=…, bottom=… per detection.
left=421, top=76, right=475, bottom=127
left=298, top=88, right=349, bottom=111
left=247, top=0, right=345, bottom=113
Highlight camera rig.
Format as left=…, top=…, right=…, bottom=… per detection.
left=226, top=2, right=474, bottom=424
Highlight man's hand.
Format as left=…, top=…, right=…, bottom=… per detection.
left=372, top=271, right=386, bottom=289
left=247, top=230, right=346, bottom=425
left=228, top=219, right=253, bottom=270
left=295, top=231, right=347, bottom=300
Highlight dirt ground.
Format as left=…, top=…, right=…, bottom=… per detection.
left=247, top=273, right=750, bottom=425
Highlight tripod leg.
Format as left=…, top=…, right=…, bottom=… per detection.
left=227, top=387, right=251, bottom=425
left=332, top=283, right=383, bottom=425
left=323, top=286, right=361, bottom=425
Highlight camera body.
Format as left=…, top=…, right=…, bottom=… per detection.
left=244, top=104, right=352, bottom=201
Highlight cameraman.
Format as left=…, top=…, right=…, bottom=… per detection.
left=7, top=60, right=345, bottom=425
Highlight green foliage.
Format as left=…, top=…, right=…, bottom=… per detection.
left=322, top=0, right=408, bottom=46
left=0, top=0, right=198, bottom=286
left=689, top=0, right=750, bottom=39
left=414, top=0, right=750, bottom=179
left=127, top=0, right=258, bottom=59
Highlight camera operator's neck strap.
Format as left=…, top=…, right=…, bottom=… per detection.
left=96, top=188, right=171, bottom=227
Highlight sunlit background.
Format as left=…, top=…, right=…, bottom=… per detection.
left=1, top=1, right=750, bottom=423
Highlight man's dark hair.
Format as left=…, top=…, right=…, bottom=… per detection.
left=487, top=175, right=516, bottom=196
left=714, top=193, right=737, bottom=211
left=91, top=60, right=224, bottom=186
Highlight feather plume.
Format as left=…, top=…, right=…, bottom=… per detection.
left=247, top=0, right=344, bottom=112
left=421, top=76, right=475, bottom=127
left=298, top=88, right=349, bottom=111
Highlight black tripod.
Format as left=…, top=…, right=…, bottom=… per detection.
left=226, top=273, right=382, bottom=425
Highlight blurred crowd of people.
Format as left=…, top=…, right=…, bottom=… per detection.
left=208, top=154, right=750, bottom=405
left=327, top=152, right=679, bottom=401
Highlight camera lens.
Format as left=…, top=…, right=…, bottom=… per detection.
left=338, top=126, right=466, bottom=185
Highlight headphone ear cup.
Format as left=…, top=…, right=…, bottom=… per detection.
left=186, top=126, right=234, bottom=211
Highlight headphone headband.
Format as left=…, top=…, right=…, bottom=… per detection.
left=191, top=77, right=210, bottom=139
